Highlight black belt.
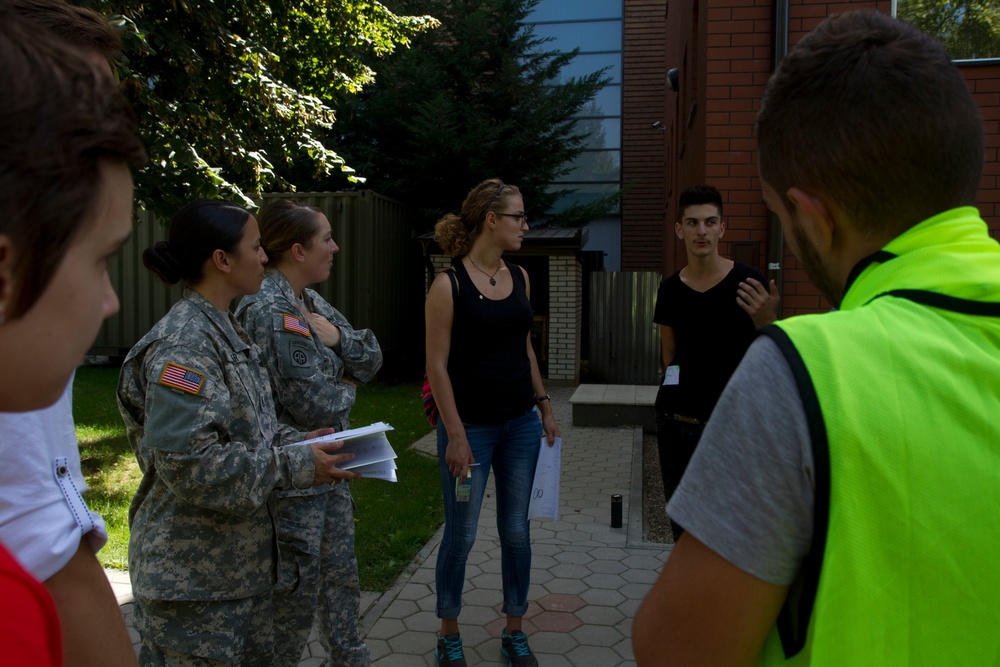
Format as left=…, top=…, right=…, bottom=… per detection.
left=669, top=413, right=706, bottom=426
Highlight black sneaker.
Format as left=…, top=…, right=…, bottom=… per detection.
left=501, top=629, right=538, bottom=667
left=436, top=632, right=467, bottom=667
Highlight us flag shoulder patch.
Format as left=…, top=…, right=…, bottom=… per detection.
left=159, top=362, right=205, bottom=395
left=283, top=313, right=311, bottom=337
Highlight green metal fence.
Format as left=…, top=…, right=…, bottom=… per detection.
left=92, top=191, right=422, bottom=374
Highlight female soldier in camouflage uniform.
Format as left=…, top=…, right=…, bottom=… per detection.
left=236, top=199, right=382, bottom=667
left=117, top=200, right=360, bottom=667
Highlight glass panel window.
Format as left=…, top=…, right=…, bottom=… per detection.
left=574, top=86, right=621, bottom=118
left=895, top=0, right=1000, bottom=60
left=553, top=150, right=621, bottom=183
left=553, top=53, right=622, bottom=84
left=532, top=21, right=622, bottom=53
left=546, top=183, right=622, bottom=214
left=522, top=6, right=625, bottom=217
left=528, top=0, right=623, bottom=22
left=573, top=118, right=621, bottom=150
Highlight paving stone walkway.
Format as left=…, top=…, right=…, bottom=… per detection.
left=107, top=385, right=670, bottom=666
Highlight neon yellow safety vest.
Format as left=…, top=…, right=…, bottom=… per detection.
left=759, top=207, right=1000, bottom=665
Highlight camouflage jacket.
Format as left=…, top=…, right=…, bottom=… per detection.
left=117, top=289, right=316, bottom=601
left=236, top=270, right=382, bottom=497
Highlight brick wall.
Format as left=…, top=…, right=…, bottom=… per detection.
left=547, top=256, right=583, bottom=383
left=965, top=62, right=1000, bottom=241
left=430, top=255, right=450, bottom=278
left=622, top=0, right=669, bottom=271
left=697, top=0, right=1000, bottom=315
left=777, top=1, right=1000, bottom=312
left=703, top=0, right=776, bottom=273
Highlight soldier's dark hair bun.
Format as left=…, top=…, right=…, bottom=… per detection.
left=142, top=199, right=250, bottom=286
left=142, top=241, right=183, bottom=285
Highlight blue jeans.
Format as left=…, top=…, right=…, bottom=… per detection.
left=435, top=409, right=543, bottom=619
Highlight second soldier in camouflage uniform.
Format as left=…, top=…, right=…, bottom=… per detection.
left=236, top=199, right=383, bottom=667
left=118, top=200, right=357, bottom=667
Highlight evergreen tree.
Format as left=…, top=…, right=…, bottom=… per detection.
left=330, top=0, right=613, bottom=231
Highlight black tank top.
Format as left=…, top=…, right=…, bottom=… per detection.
left=447, top=259, right=535, bottom=424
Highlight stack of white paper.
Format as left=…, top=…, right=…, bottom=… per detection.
left=299, top=422, right=399, bottom=482
left=528, top=436, right=561, bottom=521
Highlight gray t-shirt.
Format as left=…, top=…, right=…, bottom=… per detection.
left=666, top=335, right=815, bottom=585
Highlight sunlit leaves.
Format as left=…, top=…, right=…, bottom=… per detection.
left=80, top=0, right=436, bottom=217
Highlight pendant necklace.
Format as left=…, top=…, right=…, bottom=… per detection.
left=468, top=256, right=502, bottom=286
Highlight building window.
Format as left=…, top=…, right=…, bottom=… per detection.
left=525, top=1, right=624, bottom=214
left=895, top=0, right=1000, bottom=61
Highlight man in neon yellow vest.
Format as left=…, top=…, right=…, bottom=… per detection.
left=634, top=10, right=1000, bottom=665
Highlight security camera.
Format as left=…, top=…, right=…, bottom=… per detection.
left=666, top=68, right=679, bottom=92
left=652, top=121, right=663, bottom=129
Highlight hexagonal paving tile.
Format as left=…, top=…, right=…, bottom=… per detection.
left=570, top=623, right=624, bottom=646
left=574, top=604, right=625, bottom=627
left=542, top=577, right=589, bottom=595
left=536, top=593, right=586, bottom=613
left=531, top=610, right=583, bottom=633
left=554, top=550, right=594, bottom=565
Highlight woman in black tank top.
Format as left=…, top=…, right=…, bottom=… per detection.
left=425, top=179, right=560, bottom=667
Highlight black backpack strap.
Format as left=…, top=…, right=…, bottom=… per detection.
left=444, top=267, right=459, bottom=299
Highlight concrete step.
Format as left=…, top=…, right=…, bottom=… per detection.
left=569, top=384, right=657, bottom=433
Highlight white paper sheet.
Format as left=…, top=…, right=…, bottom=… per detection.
left=351, top=462, right=398, bottom=482
left=299, top=422, right=395, bottom=445
left=297, top=422, right=398, bottom=481
left=527, top=436, right=561, bottom=521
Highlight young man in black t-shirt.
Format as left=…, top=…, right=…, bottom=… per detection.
left=654, top=184, right=779, bottom=539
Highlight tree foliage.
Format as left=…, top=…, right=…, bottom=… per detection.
left=329, top=0, right=613, bottom=231
left=77, top=0, right=437, bottom=218
left=899, top=0, right=1000, bottom=59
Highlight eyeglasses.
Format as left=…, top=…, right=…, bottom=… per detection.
left=496, top=212, right=529, bottom=225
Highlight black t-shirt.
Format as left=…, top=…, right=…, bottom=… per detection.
left=653, top=261, right=764, bottom=422
left=447, top=259, right=535, bottom=424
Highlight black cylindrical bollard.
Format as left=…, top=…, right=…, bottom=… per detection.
left=611, top=494, right=623, bottom=528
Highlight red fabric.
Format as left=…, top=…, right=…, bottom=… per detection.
left=0, top=543, right=61, bottom=666
left=421, top=373, right=438, bottom=427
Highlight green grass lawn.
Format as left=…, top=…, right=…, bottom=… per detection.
left=73, top=365, right=441, bottom=592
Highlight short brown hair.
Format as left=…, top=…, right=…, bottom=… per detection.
left=0, top=12, right=146, bottom=318
left=257, top=199, right=326, bottom=264
left=756, top=11, right=984, bottom=238
left=13, top=0, right=121, bottom=60
left=435, top=178, right=522, bottom=256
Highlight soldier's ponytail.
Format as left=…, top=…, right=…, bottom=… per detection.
left=143, top=199, right=250, bottom=286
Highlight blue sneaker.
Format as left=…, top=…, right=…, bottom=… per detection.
left=501, top=629, right=538, bottom=667
left=436, top=632, right=467, bottom=667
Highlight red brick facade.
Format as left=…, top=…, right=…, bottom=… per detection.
left=623, top=0, right=1000, bottom=316
left=967, top=63, right=1000, bottom=239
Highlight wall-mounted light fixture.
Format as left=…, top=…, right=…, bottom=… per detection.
left=666, top=68, right=679, bottom=92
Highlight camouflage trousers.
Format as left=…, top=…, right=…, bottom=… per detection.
left=273, top=483, right=371, bottom=667
left=134, top=592, right=273, bottom=667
